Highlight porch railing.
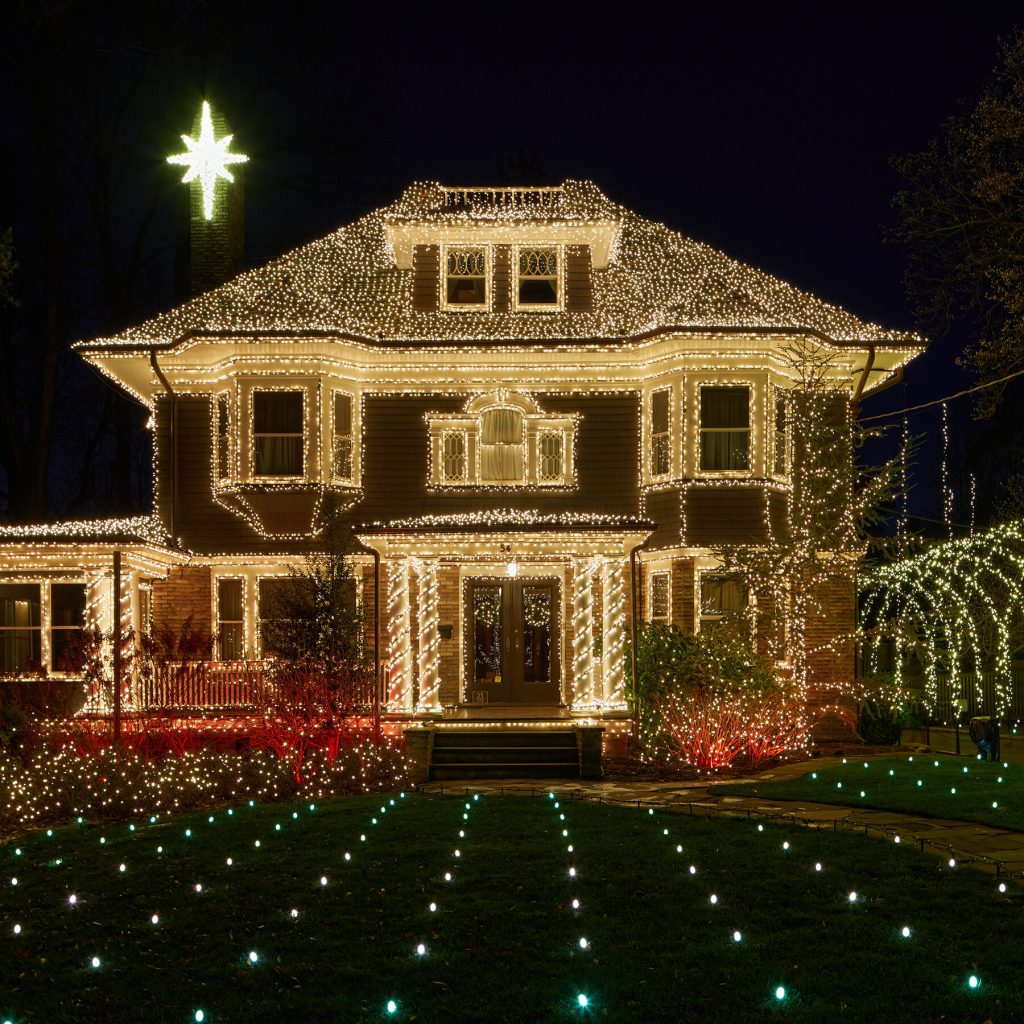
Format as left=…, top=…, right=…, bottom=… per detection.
left=138, top=661, right=381, bottom=712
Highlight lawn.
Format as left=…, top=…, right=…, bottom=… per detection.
left=2, top=790, right=1023, bottom=1023
left=717, top=754, right=1023, bottom=831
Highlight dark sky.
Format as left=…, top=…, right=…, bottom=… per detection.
left=5, top=3, right=1023, bottom=522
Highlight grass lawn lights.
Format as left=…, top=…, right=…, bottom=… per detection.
left=1, top=790, right=1022, bottom=1022
left=719, top=753, right=1022, bottom=831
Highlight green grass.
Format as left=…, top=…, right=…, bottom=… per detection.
left=2, top=790, right=1023, bottom=1023
left=718, top=754, right=1024, bottom=831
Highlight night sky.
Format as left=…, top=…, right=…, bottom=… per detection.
left=3, top=3, right=1022, bottom=523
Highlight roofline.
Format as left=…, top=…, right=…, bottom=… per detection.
left=74, top=322, right=925, bottom=357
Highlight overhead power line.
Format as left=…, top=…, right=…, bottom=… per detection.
left=859, top=366, right=1024, bottom=423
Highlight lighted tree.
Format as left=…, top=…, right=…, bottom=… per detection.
left=712, top=338, right=907, bottom=696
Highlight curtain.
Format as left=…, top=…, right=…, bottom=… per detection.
left=481, top=408, right=522, bottom=443
left=700, top=431, right=749, bottom=471
left=481, top=444, right=523, bottom=481
left=254, top=392, right=302, bottom=433
left=701, top=387, right=749, bottom=428
left=254, top=437, right=303, bottom=475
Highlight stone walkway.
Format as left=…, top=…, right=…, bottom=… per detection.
left=421, top=753, right=1024, bottom=879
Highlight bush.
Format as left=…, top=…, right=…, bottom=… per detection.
left=628, top=623, right=807, bottom=770
left=855, top=675, right=918, bottom=745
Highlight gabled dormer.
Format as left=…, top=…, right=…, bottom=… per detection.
left=383, top=185, right=621, bottom=315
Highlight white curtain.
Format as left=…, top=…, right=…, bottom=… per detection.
left=481, top=409, right=522, bottom=443
left=481, top=444, right=523, bottom=481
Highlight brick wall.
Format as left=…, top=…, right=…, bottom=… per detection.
left=152, top=566, right=212, bottom=639
left=806, top=573, right=857, bottom=741
left=671, top=557, right=695, bottom=633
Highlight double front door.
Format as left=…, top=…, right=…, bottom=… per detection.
left=467, top=577, right=560, bottom=704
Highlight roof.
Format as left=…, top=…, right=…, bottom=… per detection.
left=0, top=515, right=173, bottom=547
left=76, top=181, right=920, bottom=352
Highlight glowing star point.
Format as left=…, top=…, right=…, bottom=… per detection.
left=167, top=101, right=247, bottom=221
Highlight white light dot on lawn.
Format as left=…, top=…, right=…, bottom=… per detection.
left=663, top=828, right=669, bottom=835
left=676, top=844, right=683, bottom=853
left=157, top=846, right=163, bottom=854
left=91, top=956, right=101, bottom=968
left=151, top=914, right=159, bottom=925
left=68, top=894, right=77, bottom=905
left=709, top=894, right=718, bottom=905
left=836, top=782, right=843, bottom=789
left=757, top=824, right=763, bottom=832
left=917, top=780, right=923, bottom=787
left=209, top=816, right=214, bottom=824
left=948, top=859, right=956, bottom=868
left=275, top=824, right=281, bottom=832
left=119, top=863, right=126, bottom=873
left=429, top=902, right=437, bottom=912
left=416, top=943, right=426, bottom=956
left=934, top=761, right=940, bottom=768
left=226, top=858, right=233, bottom=866
left=963, top=766, right=969, bottom=774
left=290, top=909, right=299, bottom=919
left=463, top=814, right=468, bottom=821
left=185, top=830, right=191, bottom=838
left=842, top=758, right=848, bottom=764
left=444, top=872, right=452, bottom=882
left=572, top=899, right=580, bottom=910
left=13, top=924, right=21, bottom=935
left=998, top=777, right=1004, bottom=783
left=579, top=937, right=589, bottom=949
left=999, top=883, right=1007, bottom=894
left=360, top=834, right=366, bottom=842
left=968, top=975, right=980, bottom=990
left=782, top=842, right=789, bottom=850
left=815, top=863, right=822, bottom=872
left=811, top=772, right=817, bottom=780
left=951, top=788, right=957, bottom=795
left=848, top=892, right=858, bottom=903
left=577, top=993, right=589, bottom=1008
left=568, top=845, right=574, bottom=853
left=454, top=849, right=461, bottom=858
left=560, top=814, right=566, bottom=821
left=894, top=836, right=900, bottom=844
left=569, top=868, right=577, bottom=878
left=908, top=756, right=914, bottom=762
left=386, top=999, right=398, bottom=1014
left=459, top=830, right=465, bottom=838
left=195, top=1012, right=205, bottom=1023
left=689, top=865, right=697, bottom=875
left=254, top=841, right=260, bottom=849
left=372, top=818, right=377, bottom=825
left=100, top=837, right=106, bottom=844
left=344, top=852, right=351, bottom=862
left=195, top=884, right=203, bottom=893
left=901, top=926, right=911, bottom=938
left=320, top=877, right=328, bottom=887
left=648, top=808, right=654, bottom=816
left=248, top=951, right=258, bottom=964
left=562, top=829, right=569, bottom=838
left=775, top=985, right=786, bottom=1001
left=992, top=802, right=999, bottom=809
left=889, top=769, right=895, bottom=776
left=863, top=762, right=869, bottom=768
left=733, top=930, right=742, bottom=942
left=860, top=791, right=866, bottom=798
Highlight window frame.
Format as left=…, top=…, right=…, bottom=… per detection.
left=215, top=393, right=233, bottom=483
left=512, top=244, right=563, bottom=312
left=697, top=382, right=753, bottom=476
left=772, top=387, right=790, bottom=477
left=648, top=569, right=671, bottom=625
left=330, top=389, right=356, bottom=483
left=216, top=577, right=246, bottom=661
left=249, top=387, right=307, bottom=480
left=0, top=580, right=88, bottom=676
left=440, top=429, right=469, bottom=484
left=441, top=244, right=491, bottom=312
left=697, top=570, right=749, bottom=633
left=649, top=387, right=672, bottom=479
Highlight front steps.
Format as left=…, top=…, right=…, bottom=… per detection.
left=404, top=724, right=604, bottom=782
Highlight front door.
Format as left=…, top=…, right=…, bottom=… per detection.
left=467, top=577, right=560, bottom=704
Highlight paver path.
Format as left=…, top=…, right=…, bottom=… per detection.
left=422, top=754, right=1024, bottom=878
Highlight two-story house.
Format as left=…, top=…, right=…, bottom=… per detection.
left=0, top=181, right=923, bottom=742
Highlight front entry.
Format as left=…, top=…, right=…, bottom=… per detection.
left=466, top=577, right=560, bottom=704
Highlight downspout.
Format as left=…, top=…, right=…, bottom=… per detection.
left=150, top=349, right=177, bottom=540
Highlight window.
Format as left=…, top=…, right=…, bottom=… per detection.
left=216, top=395, right=231, bottom=479
left=699, top=573, right=747, bottom=631
left=257, top=578, right=290, bottom=657
left=517, top=247, right=559, bottom=307
left=445, top=248, right=487, bottom=307
left=139, top=586, right=153, bottom=636
left=50, top=583, right=86, bottom=672
left=218, top=578, right=245, bottom=661
left=650, top=389, right=670, bottom=477
left=480, top=407, right=524, bottom=482
left=773, top=391, right=789, bottom=475
left=0, top=584, right=40, bottom=673
left=253, top=391, right=304, bottom=477
left=650, top=571, right=670, bottom=624
left=537, top=430, right=563, bottom=482
left=441, top=431, right=467, bottom=483
left=700, top=386, right=750, bottom=471
left=333, top=392, right=353, bottom=480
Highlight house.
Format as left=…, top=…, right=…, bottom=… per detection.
left=0, top=179, right=923, bottom=764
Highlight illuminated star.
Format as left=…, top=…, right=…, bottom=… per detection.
left=167, top=101, right=248, bottom=220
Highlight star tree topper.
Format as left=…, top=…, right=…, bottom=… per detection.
left=167, top=101, right=248, bottom=220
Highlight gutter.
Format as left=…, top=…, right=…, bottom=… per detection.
left=150, top=349, right=177, bottom=540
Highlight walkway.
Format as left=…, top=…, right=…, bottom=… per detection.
left=421, top=754, right=1024, bottom=879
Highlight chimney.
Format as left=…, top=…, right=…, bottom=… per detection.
left=168, top=101, right=247, bottom=297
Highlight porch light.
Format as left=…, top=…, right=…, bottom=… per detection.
left=506, top=559, right=519, bottom=577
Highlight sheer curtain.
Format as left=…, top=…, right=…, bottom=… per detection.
left=480, top=409, right=524, bottom=481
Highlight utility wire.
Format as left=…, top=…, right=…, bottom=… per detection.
left=859, top=366, right=1024, bottom=422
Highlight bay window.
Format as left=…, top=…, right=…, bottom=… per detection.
left=700, top=386, right=750, bottom=471
left=253, top=391, right=304, bottom=477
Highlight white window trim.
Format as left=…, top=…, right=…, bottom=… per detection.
left=648, top=567, right=671, bottom=625
left=215, top=576, right=247, bottom=661
left=512, top=243, right=564, bottom=312
left=441, top=243, right=491, bottom=313
left=695, top=381, right=755, bottom=478
left=329, top=387, right=358, bottom=484
left=248, top=386, right=309, bottom=482
left=648, top=386, right=673, bottom=481
left=0, top=578, right=88, bottom=676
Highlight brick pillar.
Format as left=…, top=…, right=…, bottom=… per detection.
left=152, top=566, right=212, bottom=638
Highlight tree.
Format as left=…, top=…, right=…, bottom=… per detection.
left=892, top=29, right=1024, bottom=414
left=711, top=339, right=907, bottom=694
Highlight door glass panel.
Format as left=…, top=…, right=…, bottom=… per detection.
left=473, top=585, right=503, bottom=685
left=521, top=585, right=552, bottom=684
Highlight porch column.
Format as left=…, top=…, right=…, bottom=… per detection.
left=572, top=558, right=597, bottom=706
left=601, top=557, right=627, bottom=705
left=415, top=559, right=441, bottom=713
left=385, top=558, right=414, bottom=711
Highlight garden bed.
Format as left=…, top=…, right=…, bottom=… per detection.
left=2, top=791, right=1021, bottom=1022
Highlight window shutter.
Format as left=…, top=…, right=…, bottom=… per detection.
left=411, top=243, right=440, bottom=312
left=492, top=245, right=512, bottom=311
left=564, top=244, right=593, bottom=312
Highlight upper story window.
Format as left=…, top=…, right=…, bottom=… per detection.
left=700, top=385, right=750, bottom=472
left=332, top=392, right=354, bottom=480
left=445, top=247, right=488, bottom=308
left=650, top=389, right=671, bottom=477
left=428, top=392, right=575, bottom=489
left=216, top=395, right=231, bottom=480
left=253, top=391, right=304, bottom=477
left=516, top=247, right=559, bottom=308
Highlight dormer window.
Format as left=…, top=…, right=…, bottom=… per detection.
left=444, top=247, right=488, bottom=308
left=253, top=390, right=304, bottom=477
left=516, top=247, right=559, bottom=308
